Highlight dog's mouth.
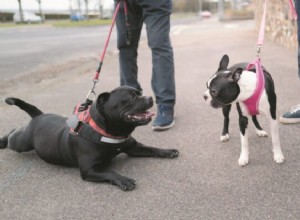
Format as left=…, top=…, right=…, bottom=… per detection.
left=125, top=111, right=155, bottom=125
left=210, top=98, right=225, bottom=108
left=211, top=101, right=224, bottom=109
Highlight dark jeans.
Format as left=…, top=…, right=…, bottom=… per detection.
left=296, top=0, right=300, bottom=78
left=116, top=0, right=176, bottom=106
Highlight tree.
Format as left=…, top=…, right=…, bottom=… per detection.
left=17, top=0, right=24, bottom=23
left=36, top=0, right=44, bottom=22
left=77, top=0, right=82, bottom=14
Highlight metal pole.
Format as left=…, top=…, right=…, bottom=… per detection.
left=199, top=0, right=202, bottom=20
left=218, top=0, right=224, bottom=21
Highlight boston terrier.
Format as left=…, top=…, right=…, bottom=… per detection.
left=203, top=55, right=284, bottom=166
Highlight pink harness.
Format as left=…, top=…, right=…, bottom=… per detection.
left=242, top=58, right=265, bottom=115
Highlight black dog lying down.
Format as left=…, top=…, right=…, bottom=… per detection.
left=0, top=86, right=179, bottom=191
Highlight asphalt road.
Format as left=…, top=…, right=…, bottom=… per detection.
left=0, top=17, right=198, bottom=81
left=0, top=24, right=118, bottom=80
left=0, top=17, right=300, bottom=220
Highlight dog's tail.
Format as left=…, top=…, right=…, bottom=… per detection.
left=5, top=97, right=43, bottom=118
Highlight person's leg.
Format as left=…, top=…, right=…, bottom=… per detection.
left=116, top=0, right=143, bottom=92
left=140, top=0, right=176, bottom=130
left=280, top=0, right=300, bottom=124
left=297, top=0, right=300, bottom=78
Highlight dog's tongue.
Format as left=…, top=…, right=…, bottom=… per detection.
left=134, top=111, right=154, bottom=119
left=143, top=111, right=155, bottom=118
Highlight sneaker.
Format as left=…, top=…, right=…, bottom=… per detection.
left=279, top=104, right=300, bottom=124
left=152, top=105, right=175, bottom=131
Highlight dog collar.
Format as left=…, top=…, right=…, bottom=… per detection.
left=242, top=58, right=265, bottom=115
left=67, top=104, right=128, bottom=144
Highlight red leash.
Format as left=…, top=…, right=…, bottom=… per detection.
left=86, top=0, right=129, bottom=102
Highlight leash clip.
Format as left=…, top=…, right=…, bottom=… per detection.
left=86, top=89, right=97, bottom=101
left=256, top=45, right=262, bottom=58
left=85, top=78, right=98, bottom=101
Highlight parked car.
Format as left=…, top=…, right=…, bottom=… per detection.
left=13, top=12, right=42, bottom=23
left=199, top=10, right=212, bottom=19
left=70, top=13, right=85, bottom=21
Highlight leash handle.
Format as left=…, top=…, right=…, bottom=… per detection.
left=256, top=0, right=267, bottom=49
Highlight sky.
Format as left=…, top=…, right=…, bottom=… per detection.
left=0, top=0, right=110, bottom=11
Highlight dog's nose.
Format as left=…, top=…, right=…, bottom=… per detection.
left=146, top=96, right=153, bottom=106
left=203, top=94, right=208, bottom=101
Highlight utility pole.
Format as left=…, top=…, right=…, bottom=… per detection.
left=218, top=0, right=224, bottom=21
left=84, top=0, right=89, bottom=20
left=69, top=0, right=74, bottom=15
left=17, top=0, right=24, bottom=23
left=78, top=0, right=82, bottom=15
left=99, top=0, right=103, bottom=19
left=198, top=0, right=202, bottom=20
left=36, top=0, right=44, bottom=22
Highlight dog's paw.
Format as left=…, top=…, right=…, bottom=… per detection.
left=274, top=153, right=284, bottom=164
left=115, top=176, right=136, bottom=191
left=165, top=149, right=179, bottom=158
left=220, top=134, right=229, bottom=142
left=238, top=155, right=249, bottom=167
left=256, top=129, right=268, bottom=137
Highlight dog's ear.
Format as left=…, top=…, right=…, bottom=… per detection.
left=96, top=92, right=110, bottom=111
left=218, top=55, right=229, bottom=70
left=231, top=68, right=243, bottom=82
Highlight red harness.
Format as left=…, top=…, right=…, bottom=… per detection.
left=67, top=104, right=127, bottom=144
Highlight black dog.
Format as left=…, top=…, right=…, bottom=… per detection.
left=0, top=86, right=179, bottom=190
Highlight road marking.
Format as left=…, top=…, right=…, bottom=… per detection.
left=171, top=25, right=188, bottom=35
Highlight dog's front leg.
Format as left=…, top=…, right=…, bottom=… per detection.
left=124, top=140, right=179, bottom=158
left=221, top=104, right=231, bottom=142
left=237, top=103, right=249, bottom=166
left=238, top=117, right=249, bottom=166
left=80, top=164, right=136, bottom=191
left=270, top=119, right=284, bottom=164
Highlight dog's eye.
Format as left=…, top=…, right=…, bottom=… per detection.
left=130, top=92, right=137, bottom=100
left=210, top=89, right=218, bottom=96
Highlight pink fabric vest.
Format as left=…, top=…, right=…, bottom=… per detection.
left=242, top=58, right=265, bottom=115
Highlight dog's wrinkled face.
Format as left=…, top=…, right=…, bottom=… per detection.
left=97, top=86, right=154, bottom=128
left=204, top=55, right=242, bottom=108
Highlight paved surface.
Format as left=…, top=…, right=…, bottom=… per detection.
left=1, top=17, right=300, bottom=220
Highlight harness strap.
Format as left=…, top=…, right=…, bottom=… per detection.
left=66, top=105, right=128, bottom=144
left=242, top=58, right=265, bottom=115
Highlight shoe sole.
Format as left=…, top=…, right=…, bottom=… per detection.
left=152, top=120, right=175, bottom=131
left=279, top=116, right=300, bottom=124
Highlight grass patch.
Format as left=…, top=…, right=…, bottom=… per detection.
left=0, top=22, right=44, bottom=28
left=51, top=19, right=113, bottom=27
left=0, top=19, right=113, bottom=29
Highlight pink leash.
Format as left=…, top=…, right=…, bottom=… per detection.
left=243, top=0, right=297, bottom=115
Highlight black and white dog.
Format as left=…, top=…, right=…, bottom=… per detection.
left=203, top=55, right=284, bottom=166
